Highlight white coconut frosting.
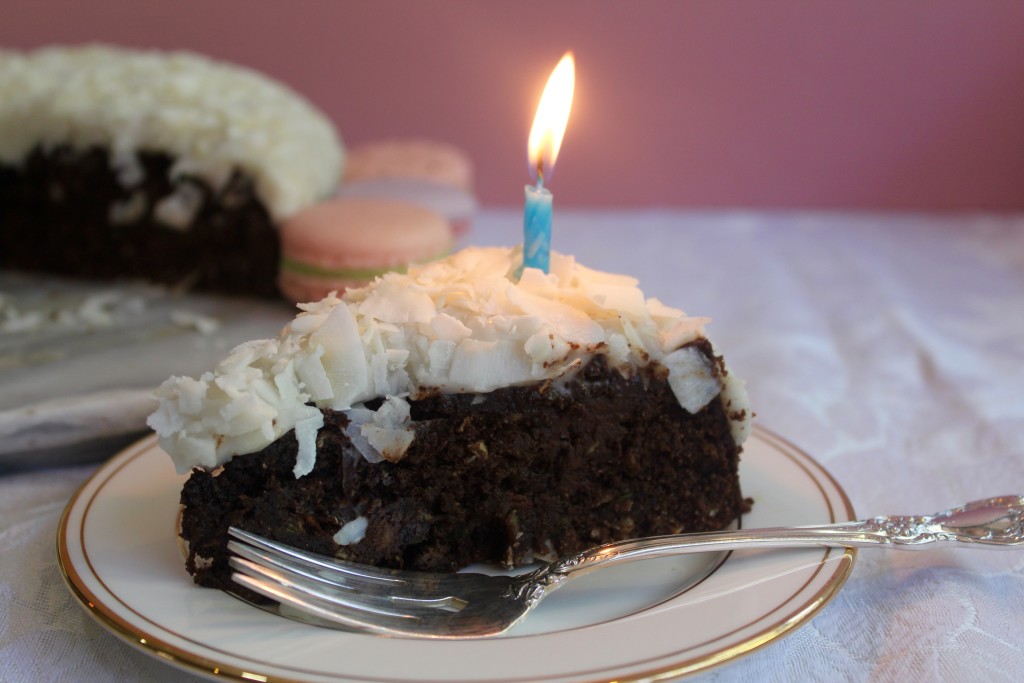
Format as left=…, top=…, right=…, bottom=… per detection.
left=0, top=45, right=342, bottom=219
left=148, top=246, right=751, bottom=476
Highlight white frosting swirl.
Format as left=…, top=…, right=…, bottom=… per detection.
left=0, top=45, right=342, bottom=219
left=148, top=246, right=751, bottom=475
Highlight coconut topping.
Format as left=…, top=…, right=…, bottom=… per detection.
left=148, top=246, right=751, bottom=475
left=333, top=517, right=369, bottom=546
left=0, top=45, right=342, bottom=219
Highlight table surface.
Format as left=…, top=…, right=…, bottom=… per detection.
left=2, top=210, right=1023, bottom=682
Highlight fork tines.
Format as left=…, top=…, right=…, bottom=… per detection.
left=226, top=527, right=490, bottom=636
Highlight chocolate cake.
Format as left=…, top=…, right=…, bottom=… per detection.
left=0, top=45, right=342, bottom=296
left=149, top=246, right=751, bottom=586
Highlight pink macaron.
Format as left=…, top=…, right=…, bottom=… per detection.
left=278, top=197, right=454, bottom=304
left=341, top=139, right=477, bottom=236
left=344, top=139, right=474, bottom=190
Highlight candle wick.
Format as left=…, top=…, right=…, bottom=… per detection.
left=535, top=161, right=545, bottom=190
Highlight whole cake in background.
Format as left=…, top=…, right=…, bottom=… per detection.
left=0, top=45, right=343, bottom=297
left=148, top=245, right=753, bottom=588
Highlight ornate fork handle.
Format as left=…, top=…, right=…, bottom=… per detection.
left=862, top=495, right=1024, bottom=546
left=544, top=495, right=1024, bottom=583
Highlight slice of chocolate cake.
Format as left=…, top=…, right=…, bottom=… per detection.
left=148, top=246, right=751, bottom=587
left=0, top=45, right=342, bottom=296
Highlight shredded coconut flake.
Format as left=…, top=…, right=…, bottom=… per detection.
left=333, top=516, right=368, bottom=546
left=170, top=310, right=220, bottom=335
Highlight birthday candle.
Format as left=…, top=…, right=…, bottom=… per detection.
left=523, top=52, right=575, bottom=274
left=523, top=181, right=553, bottom=272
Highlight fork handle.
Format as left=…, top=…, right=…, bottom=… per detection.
left=547, top=495, right=1024, bottom=580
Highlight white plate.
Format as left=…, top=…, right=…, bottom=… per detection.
left=58, top=426, right=855, bottom=682
left=0, top=273, right=292, bottom=466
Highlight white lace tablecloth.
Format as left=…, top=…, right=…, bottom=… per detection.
left=2, top=210, right=1022, bottom=682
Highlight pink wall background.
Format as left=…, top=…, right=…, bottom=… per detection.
left=4, top=0, right=1024, bottom=210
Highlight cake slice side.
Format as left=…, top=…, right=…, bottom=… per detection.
left=179, top=347, right=746, bottom=588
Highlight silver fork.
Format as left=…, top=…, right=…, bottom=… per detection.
left=227, top=495, right=1024, bottom=639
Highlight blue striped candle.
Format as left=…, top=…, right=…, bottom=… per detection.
left=523, top=182, right=552, bottom=273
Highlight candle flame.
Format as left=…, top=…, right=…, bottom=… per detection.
left=528, top=51, right=575, bottom=185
